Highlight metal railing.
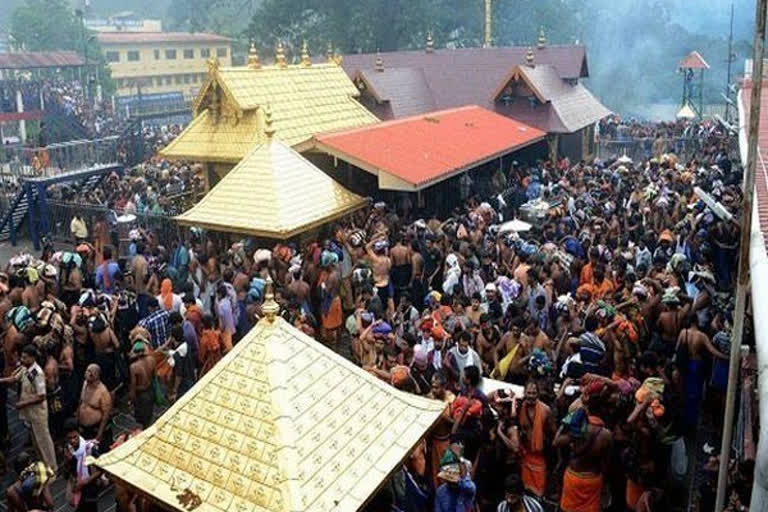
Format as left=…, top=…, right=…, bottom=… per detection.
left=1, top=136, right=121, bottom=178
left=596, top=137, right=704, bottom=162
left=123, top=96, right=194, bottom=119
left=46, top=201, right=187, bottom=256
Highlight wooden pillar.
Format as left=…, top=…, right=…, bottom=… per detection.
left=547, top=134, right=559, bottom=165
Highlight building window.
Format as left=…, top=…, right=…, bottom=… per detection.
left=216, top=47, right=227, bottom=58
left=154, top=49, right=160, bottom=59
left=183, top=74, right=190, bottom=84
left=165, top=49, right=177, bottom=59
left=116, top=78, right=124, bottom=88
left=165, top=76, right=172, bottom=85
left=127, top=51, right=140, bottom=62
left=174, top=75, right=182, bottom=84
left=156, top=77, right=163, bottom=86
left=192, top=74, right=198, bottom=83
left=200, top=73, right=207, bottom=82
left=106, top=51, right=120, bottom=63
left=200, top=48, right=210, bottom=58
left=183, top=49, right=194, bottom=59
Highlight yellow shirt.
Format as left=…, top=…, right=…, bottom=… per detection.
left=70, top=217, right=88, bottom=239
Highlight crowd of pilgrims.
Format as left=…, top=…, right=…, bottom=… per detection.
left=0, top=121, right=754, bottom=512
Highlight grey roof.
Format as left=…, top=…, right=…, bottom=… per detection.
left=355, top=67, right=437, bottom=118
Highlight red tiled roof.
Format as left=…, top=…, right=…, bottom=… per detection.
left=312, top=105, right=546, bottom=190
left=0, top=51, right=84, bottom=70
left=679, top=51, right=710, bottom=70
left=740, top=81, right=768, bottom=243
left=96, top=32, right=231, bottom=45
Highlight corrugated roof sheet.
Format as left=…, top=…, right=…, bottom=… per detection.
left=175, top=137, right=367, bottom=238
left=313, top=105, right=545, bottom=190
left=739, top=82, right=768, bottom=248
left=161, top=62, right=378, bottom=161
left=95, top=317, right=443, bottom=512
left=96, top=32, right=231, bottom=45
left=495, top=65, right=611, bottom=133
left=679, top=51, right=710, bottom=70
left=0, top=51, right=84, bottom=70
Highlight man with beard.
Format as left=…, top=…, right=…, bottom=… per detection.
left=518, top=381, right=554, bottom=498
left=77, top=364, right=112, bottom=446
left=446, top=331, right=482, bottom=391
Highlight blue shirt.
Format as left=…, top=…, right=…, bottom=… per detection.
left=434, top=477, right=476, bottom=512
left=139, top=309, right=171, bottom=348
left=95, top=261, right=120, bottom=294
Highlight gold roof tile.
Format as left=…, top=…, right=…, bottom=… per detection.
left=95, top=318, right=444, bottom=512
left=174, top=138, right=367, bottom=239
left=161, top=63, right=378, bottom=162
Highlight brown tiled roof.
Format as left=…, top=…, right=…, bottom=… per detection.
left=494, top=64, right=610, bottom=133
left=96, top=32, right=231, bottom=45
left=0, top=51, right=84, bottom=70
left=354, top=67, right=437, bottom=118
left=329, top=45, right=603, bottom=132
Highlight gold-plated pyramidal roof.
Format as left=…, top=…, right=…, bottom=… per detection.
left=160, top=61, right=378, bottom=163
left=174, top=136, right=366, bottom=239
left=95, top=317, right=443, bottom=512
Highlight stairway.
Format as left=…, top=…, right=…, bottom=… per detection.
left=0, top=186, right=37, bottom=241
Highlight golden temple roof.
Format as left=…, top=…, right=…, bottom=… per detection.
left=174, top=137, right=367, bottom=238
left=95, top=317, right=444, bottom=512
left=160, top=62, right=378, bottom=162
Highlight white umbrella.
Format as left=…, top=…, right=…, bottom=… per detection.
left=499, top=218, right=533, bottom=234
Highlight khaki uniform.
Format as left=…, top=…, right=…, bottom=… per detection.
left=18, top=363, right=58, bottom=472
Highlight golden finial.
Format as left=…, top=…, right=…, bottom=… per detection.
left=301, top=40, right=311, bottom=67
left=263, top=103, right=275, bottom=139
left=526, top=46, right=535, bottom=66
left=261, top=275, right=280, bottom=322
left=326, top=41, right=334, bottom=62
left=426, top=31, right=434, bottom=53
left=537, top=27, right=547, bottom=49
left=484, top=0, right=492, bottom=48
left=375, top=50, right=384, bottom=72
left=275, top=40, right=287, bottom=68
left=206, top=56, right=220, bottom=73
left=248, top=41, right=261, bottom=69
left=333, top=50, right=344, bottom=66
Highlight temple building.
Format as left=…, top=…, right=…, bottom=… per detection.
left=336, top=30, right=610, bottom=161
left=160, top=43, right=378, bottom=186
left=95, top=283, right=444, bottom=512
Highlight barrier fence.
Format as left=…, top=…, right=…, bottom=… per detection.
left=1, top=136, right=121, bottom=178
left=597, top=135, right=737, bottom=163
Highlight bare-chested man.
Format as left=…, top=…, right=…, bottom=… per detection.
left=677, top=316, right=727, bottom=431
left=287, top=267, right=311, bottom=313
left=389, top=234, right=412, bottom=305
left=77, top=364, right=112, bottom=445
left=518, top=381, right=555, bottom=497
left=129, top=342, right=156, bottom=429
left=89, top=313, right=120, bottom=391
left=21, top=274, right=40, bottom=314
left=366, top=233, right=394, bottom=319
left=130, top=243, right=149, bottom=316
left=656, top=292, right=691, bottom=356
left=555, top=394, right=613, bottom=512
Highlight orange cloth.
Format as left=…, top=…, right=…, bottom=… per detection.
left=160, top=278, right=173, bottom=312
left=321, top=296, right=342, bottom=330
left=199, top=328, right=222, bottom=376
left=580, top=263, right=594, bottom=286
left=594, top=278, right=615, bottom=300
left=560, top=468, right=603, bottom=512
left=430, top=437, right=450, bottom=487
left=626, top=478, right=646, bottom=510
left=520, top=400, right=547, bottom=496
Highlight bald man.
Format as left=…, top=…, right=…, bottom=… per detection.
left=77, top=364, right=112, bottom=446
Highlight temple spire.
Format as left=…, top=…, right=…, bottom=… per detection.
left=247, top=41, right=260, bottom=69
left=426, top=31, right=434, bottom=53
left=261, top=276, right=280, bottom=322
left=276, top=40, right=287, bottom=68
left=264, top=103, right=275, bottom=139
left=301, top=40, right=311, bottom=67
left=537, top=27, right=547, bottom=49
left=375, top=50, right=384, bottom=72
left=526, top=46, right=535, bottom=67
